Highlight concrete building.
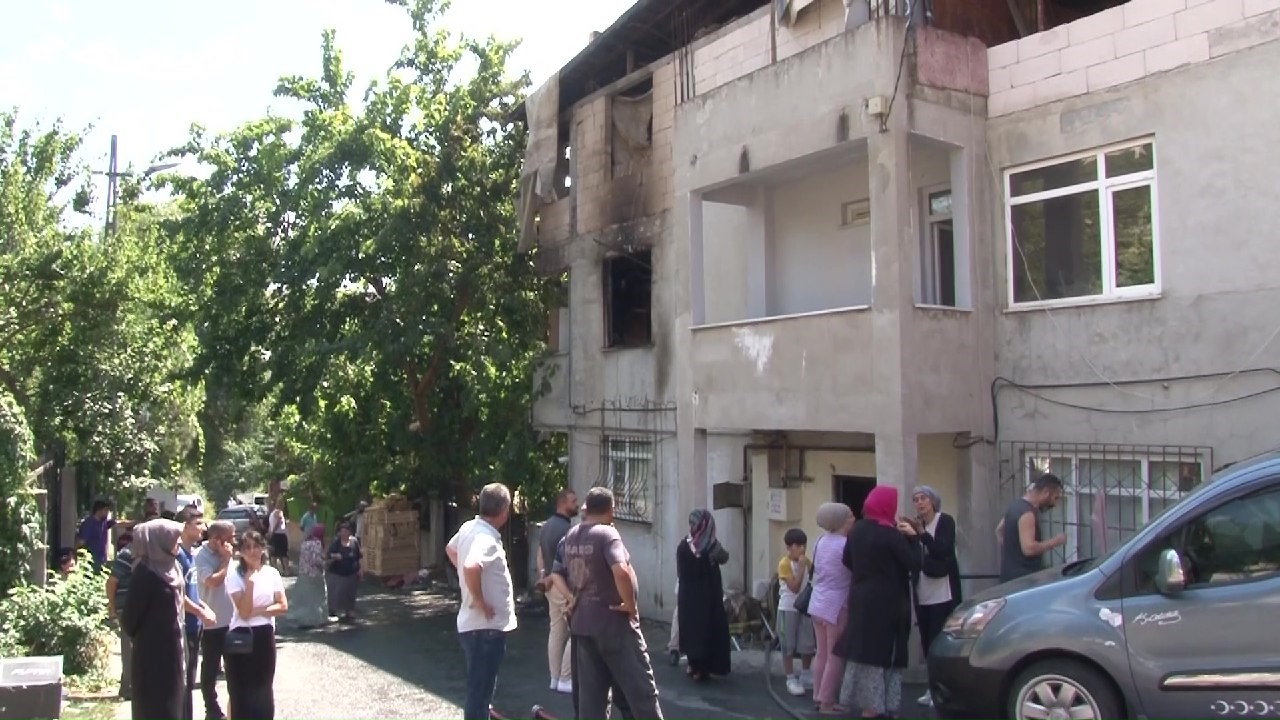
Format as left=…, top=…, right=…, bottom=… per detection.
left=521, top=0, right=1280, bottom=619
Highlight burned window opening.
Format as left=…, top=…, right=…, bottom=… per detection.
left=611, top=78, right=654, bottom=179
left=548, top=271, right=571, bottom=353
left=604, top=250, right=653, bottom=348
left=555, top=118, right=571, bottom=199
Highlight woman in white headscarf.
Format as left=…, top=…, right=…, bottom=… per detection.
left=121, top=519, right=186, bottom=720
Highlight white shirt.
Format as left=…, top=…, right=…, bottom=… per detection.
left=269, top=509, right=287, bottom=535
left=917, top=514, right=953, bottom=606
left=224, top=565, right=286, bottom=629
left=447, top=517, right=516, bottom=633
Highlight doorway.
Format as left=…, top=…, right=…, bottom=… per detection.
left=833, top=475, right=877, bottom=518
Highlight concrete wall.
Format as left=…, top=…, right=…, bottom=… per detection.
left=767, top=163, right=874, bottom=315
left=987, top=24, right=1280, bottom=470
left=988, top=0, right=1280, bottom=116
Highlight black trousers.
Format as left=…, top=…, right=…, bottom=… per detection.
left=201, top=627, right=228, bottom=719
left=916, top=601, right=958, bottom=657
left=184, top=628, right=201, bottom=720
left=225, top=626, right=277, bottom=720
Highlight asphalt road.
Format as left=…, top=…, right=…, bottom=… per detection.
left=112, top=579, right=933, bottom=719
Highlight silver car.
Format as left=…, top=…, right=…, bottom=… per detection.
left=928, top=452, right=1280, bottom=719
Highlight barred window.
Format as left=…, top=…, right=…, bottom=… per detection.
left=603, top=435, right=652, bottom=523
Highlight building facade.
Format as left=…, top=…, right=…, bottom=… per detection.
left=522, top=0, right=1280, bottom=620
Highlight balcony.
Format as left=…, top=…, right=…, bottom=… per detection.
left=690, top=307, right=878, bottom=431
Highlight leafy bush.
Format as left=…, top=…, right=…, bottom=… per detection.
left=0, top=389, right=42, bottom=597
left=0, top=550, right=113, bottom=677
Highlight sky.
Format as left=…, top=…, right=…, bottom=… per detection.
left=1, top=0, right=634, bottom=183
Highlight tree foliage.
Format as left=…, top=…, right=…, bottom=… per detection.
left=166, top=0, right=558, bottom=508
left=0, top=112, right=201, bottom=505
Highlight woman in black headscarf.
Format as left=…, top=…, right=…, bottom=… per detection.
left=120, top=519, right=186, bottom=720
left=676, top=508, right=732, bottom=681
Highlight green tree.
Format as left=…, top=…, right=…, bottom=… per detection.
left=0, top=111, right=201, bottom=503
left=165, top=0, right=556, bottom=507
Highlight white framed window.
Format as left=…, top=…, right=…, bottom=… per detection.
left=1005, top=139, right=1158, bottom=307
left=1023, top=451, right=1203, bottom=564
left=603, top=435, right=652, bottom=522
left=920, top=186, right=957, bottom=307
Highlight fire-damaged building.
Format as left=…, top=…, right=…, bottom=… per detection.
left=517, top=0, right=1280, bottom=642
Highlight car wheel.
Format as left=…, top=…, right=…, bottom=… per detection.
left=1008, top=659, right=1124, bottom=720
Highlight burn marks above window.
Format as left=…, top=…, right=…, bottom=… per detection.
left=604, top=250, right=653, bottom=349
left=611, top=78, right=654, bottom=179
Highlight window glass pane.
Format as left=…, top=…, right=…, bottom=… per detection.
left=1010, top=156, right=1099, bottom=196
left=1113, top=185, right=1155, bottom=288
left=1079, top=458, right=1142, bottom=491
left=1012, top=191, right=1102, bottom=303
left=1105, top=143, right=1154, bottom=178
left=1183, top=489, right=1280, bottom=585
left=1149, top=461, right=1202, bottom=493
left=1077, top=491, right=1141, bottom=557
left=929, top=190, right=952, bottom=217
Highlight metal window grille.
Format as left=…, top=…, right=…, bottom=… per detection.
left=603, top=435, right=652, bottom=523
left=998, top=441, right=1212, bottom=565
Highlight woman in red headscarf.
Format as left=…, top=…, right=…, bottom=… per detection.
left=834, top=486, right=922, bottom=718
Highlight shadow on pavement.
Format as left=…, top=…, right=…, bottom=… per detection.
left=277, top=582, right=936, bottom=720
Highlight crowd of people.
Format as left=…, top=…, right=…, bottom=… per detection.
left=446, top=480, right=989, bottom=720
left=79, top=496, right=370, bottom=720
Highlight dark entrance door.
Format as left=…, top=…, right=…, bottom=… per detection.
left=833, top=475, right=877, bottom=518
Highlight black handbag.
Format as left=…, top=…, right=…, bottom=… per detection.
left=792, top=537, right=819, bottom=616
left=224, top=627, right=254, bottom=655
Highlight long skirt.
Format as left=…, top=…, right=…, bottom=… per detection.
left=291, top=573, right=329, bottom=627
left=326, top=571, right=360, bottom=615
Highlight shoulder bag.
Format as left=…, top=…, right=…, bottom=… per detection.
left=792, top=537, right=820, bottom=616
left=224, top=627, right=253, bottom=655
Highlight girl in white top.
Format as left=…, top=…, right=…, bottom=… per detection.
left=224, top=531, right=288, bottom=719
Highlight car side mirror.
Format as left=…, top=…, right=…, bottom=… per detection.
left=1155, top=548, right=1187, bottom=596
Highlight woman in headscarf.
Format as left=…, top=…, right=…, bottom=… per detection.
left=836, top=486, right=921, bottom=718
left=293, top=523, right=330, bottom=629
left=809, top=502, right=856, bottom=715
left=910, top=485, right=962, bottom=708
left=675, top=508, right=732, bottom=681
left=120, top=519, right=186, bottom=720
left=325, top=521, right=363, bottom=624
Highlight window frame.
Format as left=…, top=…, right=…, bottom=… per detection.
left=602, top=434, right=653, bottom=523
left=1023, top=450, right=1203, bottom=564
left=1004, top=138, right=1161, bottom=309
left=920, top=185, right=957, bottom=308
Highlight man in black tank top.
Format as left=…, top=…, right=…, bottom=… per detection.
left=996, top=473, right=1067, bottom=582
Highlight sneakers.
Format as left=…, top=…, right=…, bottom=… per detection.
left=918, top=690, right=934, bottom=707
left=785, top=676, right=806, bottom=696
left=549, top=678, right=558, bottom=691
left=555, top=678, right=573, bottom=694
left=800, top=670, right=814, bottom=690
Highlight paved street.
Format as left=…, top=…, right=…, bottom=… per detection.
left=105, top=579, right=931, bottom=719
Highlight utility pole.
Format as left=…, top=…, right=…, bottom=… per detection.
left=103, top=134, right=121, bottom=237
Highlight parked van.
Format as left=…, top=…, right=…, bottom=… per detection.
left=928, top=452, right=1280, bottom=719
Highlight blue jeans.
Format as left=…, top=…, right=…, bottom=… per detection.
left=459, top=630, right=507, bottom=720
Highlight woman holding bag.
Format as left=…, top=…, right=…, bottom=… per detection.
left=225, top=531, right=288, bottom=720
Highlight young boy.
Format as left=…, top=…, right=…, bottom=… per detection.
left=777, top=528, right=816, bottom=696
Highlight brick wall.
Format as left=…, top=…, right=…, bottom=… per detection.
left=988, top=0, right=1280, bottom=117
left=691, top=0, right=845, bottom=98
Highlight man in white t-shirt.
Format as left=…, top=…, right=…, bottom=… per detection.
left=446, top=483, right=517, bottom=720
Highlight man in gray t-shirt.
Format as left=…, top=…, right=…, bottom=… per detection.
left=538, top=489, right=578, bottom=691
left=194, top=521, right=236, bottom=720
left=560, top=487, right=663, bottom=720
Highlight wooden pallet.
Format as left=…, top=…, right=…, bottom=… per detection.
left=364, top=545, right=420, bottom=576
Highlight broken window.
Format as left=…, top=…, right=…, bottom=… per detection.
left=1007, top=140, right=1157, bottom=306
left=611, top=79, right=654, bottom=178
left=603, top=250, right=652, bottom=348
left=554, top=118, right=571, bottom=199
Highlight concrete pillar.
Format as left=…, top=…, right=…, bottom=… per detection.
left=748, top=449, right=772, bottom=592
left=745, top=188, right=769, bottom=319
left=59, top=465, right=77, bottom=550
